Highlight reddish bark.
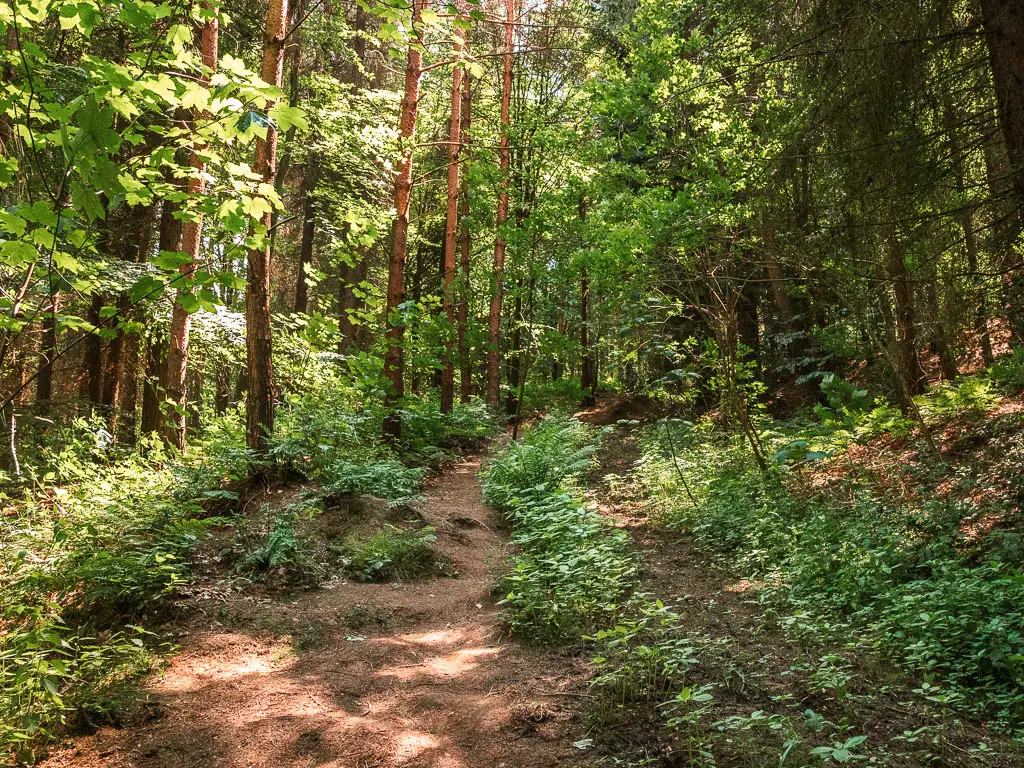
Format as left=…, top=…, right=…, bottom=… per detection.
left=166, top=9, right=218, bottom=452
left=440, top=13, right=466, bottom=415
left=382, top=0, right=427, bottom=439
left=246, top=0, right=289, bottom=451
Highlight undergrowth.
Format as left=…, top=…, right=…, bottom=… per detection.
left=481, top=414, right=637, bottom=642
left=0, top=375, right=495, bottom=764
left=636, top=364, right=1024, bottom=730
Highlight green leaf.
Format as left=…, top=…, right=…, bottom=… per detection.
left=268, top=104, right=308, bottom=132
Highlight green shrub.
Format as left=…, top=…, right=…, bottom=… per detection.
left=343, top=524, right=439, bottom=582
left=989, top=348, right=1024, bottom=391
left=483, top=415, right=637, bottom=643
left=318, top=459, right=424, bottom=505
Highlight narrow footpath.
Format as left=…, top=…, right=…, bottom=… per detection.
left=41, top=458, right=597, bottom=768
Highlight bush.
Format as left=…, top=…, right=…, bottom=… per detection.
left=990, top=348, right=1024, bottom=392
left=482, top=415, right=637, bottom=642
left=343, top=524, right=439, bottom=582
left=0, top=422, right=233, bottom=762
left=318, top=458, right=424, bottom=505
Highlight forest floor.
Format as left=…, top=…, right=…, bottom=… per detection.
left=35, top=396, right=1021, bottom=767
left=577, top=398, right=1020, bottom=766
left=38, top=455, right=599, bottom=768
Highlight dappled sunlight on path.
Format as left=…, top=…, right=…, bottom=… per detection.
left=41, top=457, right=595, bottom=768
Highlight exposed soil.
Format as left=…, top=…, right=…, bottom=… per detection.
left=41, top=457, right=597, bottom=768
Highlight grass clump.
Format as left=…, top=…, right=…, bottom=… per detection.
left=482, top=414, right=637, bottom=643
left=343, top=524, right=439, bottom=582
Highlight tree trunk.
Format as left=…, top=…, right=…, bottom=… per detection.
left=440, top=16, right=465, bottom=415
left=214, top=362, right=231, bottom=415
left=35, top=294, right=58, bottom=404
left=458, top=70, right=473, bottom=402
left=887, top=238, right=927, bottom=408
left=552, top=310, right=565, bottom=380
left=486, top=0, right=515, bottom=406
left=382, top=0, right=426, bottom=439
left=337, top=247, right=369, bottom=354
left=926, top=279, right=958, bottom=381
left=579, top=198, right=595, bottom=405
left=246, top=0, right=289, bottom=452
left=980, top=0, right=1024, bottom=204
left=580, top=266, right=596, bottom=405
left=167, top=11, right=218, bottom=452
left=294, top=173, right=316, bottom=314
left=336, top=6, right=371, bottom=355
left=141, top=334, right=167, bottom=436
left=81, top=295, right=104, bottom=404
left=979, top=0, right=1024, bottom=341
left=505, top=283, right=524, bottom=415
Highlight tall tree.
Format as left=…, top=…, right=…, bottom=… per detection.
left=458, top=70, right=473, bottom=402
left=246, top=0, right=289, bottom=451
left=440, top=9, right=466, bottom=415
left=166, top=6, right=218, bottom=452
left=486, top=0, right=515, bottom=406
left=383, top=0, right=427, bottom=439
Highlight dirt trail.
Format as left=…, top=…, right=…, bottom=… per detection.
left=42, top=457, right=595, bottom=768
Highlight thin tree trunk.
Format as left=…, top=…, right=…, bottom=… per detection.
left=35, top=295, right=57, bottom=404
left=336, top=6, right=371, bottom=355
left=457, top=70, right=473, bottom=402
left=141, top=334, right=167, bottom=435
left=579, top=198, right=595, bottom=405
left=382, top=0, right=426, bottom=439
left=965, top=213, right=994, bottom=365
left=294, top=173, right=316, bottom=314
left=246, top=0, right=289, bottom=451
left=580, top=266, right=595, bottom=404
left=167, top=10, right=218, bottom=452
left=505, top=282, right=523, bottom=415
left=926, top=280, right=958, bottom=381
left=440, top=15, right=466, bottom=415
left=887, top=237, right=927, bottom=408
left=81, top=295, right=104, bottom=404
left=486, top=0, right=515, bottom=406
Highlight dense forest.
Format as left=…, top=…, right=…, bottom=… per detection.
left=3, top=0, right=1024, bottom=765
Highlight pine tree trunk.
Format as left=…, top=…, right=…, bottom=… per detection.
left=382, top=0, right=426, bottom=439
left=580, top=267, right=595, bottom=405
left=505, top=284, right=523, bottom=415
left=141, top=334, right=167, bottom=436
left=887, top=238, right=927, bottom=408
left=336, top=6, right=372, bottom=355
left=457, top=71, right=473, bottom=402
left=927, top=279, right=958, bottom=381
left=979, top=0, right=1024, bottom=341
left=486, top=0, right=515, bottom=406
left=440, top=17, right=465, bottom=415
left=246, top=0, right=289, bottom=451
left=81, top=295, right=104, bottom=404
left=167, top=10, right=218, bottom=452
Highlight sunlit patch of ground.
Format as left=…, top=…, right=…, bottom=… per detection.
left=39, top=457, right=595, bottom=768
